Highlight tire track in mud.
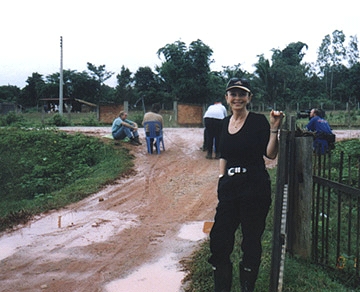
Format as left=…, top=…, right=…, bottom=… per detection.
left=0, top=128, right=220, bottom=292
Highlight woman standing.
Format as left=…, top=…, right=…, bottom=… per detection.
left=208, top=77, right=284, bottom=292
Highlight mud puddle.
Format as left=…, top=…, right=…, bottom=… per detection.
left=0, top=209, right=138, bottom=261
left=104, top=221, right=208, bottom=292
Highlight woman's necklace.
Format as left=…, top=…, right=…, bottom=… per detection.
left=231, top=112, right=248, bottom=129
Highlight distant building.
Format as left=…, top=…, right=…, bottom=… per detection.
left=39, top=98, right=97, bottom=113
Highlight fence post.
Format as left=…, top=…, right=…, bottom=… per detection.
left=290, top=136, right=313, bottom=259
left=173, top=101, right=178, bottom=122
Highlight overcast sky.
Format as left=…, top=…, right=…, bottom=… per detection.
left=1, top=0, right=358, bottom=89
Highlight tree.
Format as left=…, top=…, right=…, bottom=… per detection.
left=19, top=73, right=46, bottom=107
left=347, top=35, right=359, bottom=67
left=206, top=71, right=227, bottom=104
left=156, top=40, right=188, bottom=101
left=316, top=30, right=350, bottom=100
left=0, top=85, right=21, bottom=103
left=68, top=70, right=100, bottom=103
left=253, top=42, right=308, bottom=110
left=86, top=63, right=114, bottom=84
left=134, top=66, right=163, bottom=106
left=115, top=66, right=135, bottom=103
left=253, top=55, right=276, bottom=107
left=156, top=39, right=213, bottom=104
left=86, top=62, right=114, bottom=103
left=270, top=42, right=308, bottom=109
left=44, top=70, right=102, bottom=104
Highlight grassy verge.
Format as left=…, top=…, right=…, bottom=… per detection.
left=181, top=168, right=351, bottom=291
left=0, top=127, right=134, bottom=231
left=0, top=110, right=180, bottom=128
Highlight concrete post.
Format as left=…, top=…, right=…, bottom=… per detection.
left=291, top=136, right=313, bottom=259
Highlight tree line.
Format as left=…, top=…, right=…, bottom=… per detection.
left=0, top=30, right=359, bottom=111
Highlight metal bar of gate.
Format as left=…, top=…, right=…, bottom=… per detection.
left=277, top=184, right=289, bottom=292
left=269, top=127, right=289, bottom=292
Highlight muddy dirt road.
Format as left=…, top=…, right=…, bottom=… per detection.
left=0, top=128, right=358, bottom=292
left=0, top=128, right=222, bottom=292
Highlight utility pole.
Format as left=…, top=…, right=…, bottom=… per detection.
left=59, top=36, right=64, bottom=115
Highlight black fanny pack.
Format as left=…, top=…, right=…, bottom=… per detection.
left=317, top=133, right=336, bottom=143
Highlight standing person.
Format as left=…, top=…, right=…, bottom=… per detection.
left=204, top=101, right=227, bottom=159
left=112, top=111, right=142, bottom=146
left=306, top=108, right=334, bottom=154
left=142, top=103, right=164, bottom=153
left=208, top=77, right=284, bottom=292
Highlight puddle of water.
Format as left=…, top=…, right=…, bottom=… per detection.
left=104, top=253, right=185, bottom=292
left=178, top=221, right=208, bottom=241
left=0, top=235, right=23, bottom=261
left=0, top=210, right=138, bottom=261
left=105, top=221, right=208, bottom=292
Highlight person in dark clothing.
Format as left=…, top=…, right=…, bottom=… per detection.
left=203, top=101, right=227, bottom=159
left=208, top=77, right=284, bottom=292
left=306, top=108, right=334, bottom=154
left=306, top=108, right=335, bottom=154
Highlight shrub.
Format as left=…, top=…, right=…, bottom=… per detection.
left=0, top=111, right=22, bottom=126
left=47, top=113, right=71, bottom=126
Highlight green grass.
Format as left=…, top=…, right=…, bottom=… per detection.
left=0, top=127, right=134, bottom=231
left=0, top=110, right=180, bottom=128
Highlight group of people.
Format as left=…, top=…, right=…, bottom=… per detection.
left=111, top=103, right=163, bottom=151
left=111, top=77, right=334, bottom=292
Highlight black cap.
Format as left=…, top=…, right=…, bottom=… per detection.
left=226, top=77, right=251, bottom=93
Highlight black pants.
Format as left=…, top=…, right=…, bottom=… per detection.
left=208, top=183, right=271, bottom=270
left=204, top=117, right=223, bottom=154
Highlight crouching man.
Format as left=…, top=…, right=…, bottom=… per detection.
left=112, top=111, right=142, bottom=146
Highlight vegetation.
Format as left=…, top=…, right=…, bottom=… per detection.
left=0, top=110, right=180, bottom=129
left=0, top=127, right=133, bottom=231
left=0, top=30, right=359, bottom=112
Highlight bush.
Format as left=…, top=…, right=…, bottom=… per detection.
left=47, top=113, right=71, bottom=126
left=81, top=114, right=100, bottom=126
left=0, top=111, right=22, bottom=126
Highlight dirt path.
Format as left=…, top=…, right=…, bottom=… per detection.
left=0, top=128, right=223, bottom=292
left=0, top=128, right=358, bottom=292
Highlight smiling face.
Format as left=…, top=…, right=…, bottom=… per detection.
left=225, top=88, right=252, bottom=110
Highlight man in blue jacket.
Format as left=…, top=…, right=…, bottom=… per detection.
left=306, top=108, right=334, bottom=154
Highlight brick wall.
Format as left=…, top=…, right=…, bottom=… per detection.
left=99, top=102, right=204, bottom=126
left=99, top=104, right=123, bottom=124
left=177, top=103, right=203, bottom=126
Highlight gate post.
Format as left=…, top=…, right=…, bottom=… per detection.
left=289, top=136, right=313, bottom=259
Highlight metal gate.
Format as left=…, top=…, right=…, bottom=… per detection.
left=270, top=116, right=360, bottom=291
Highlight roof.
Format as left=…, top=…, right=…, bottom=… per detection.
left=39, top=98, right=97, bottom=107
